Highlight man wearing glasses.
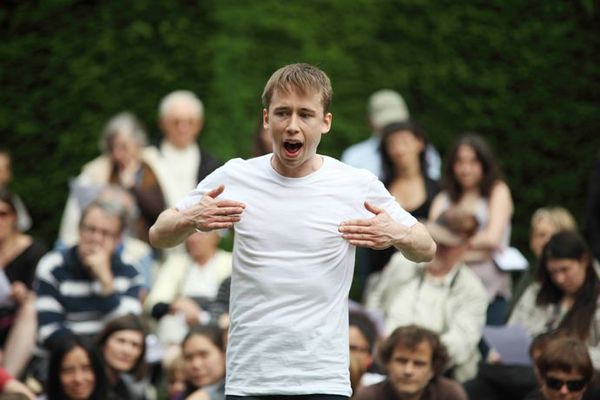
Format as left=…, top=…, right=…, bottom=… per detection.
left=35, top=200, right=143, bottom=350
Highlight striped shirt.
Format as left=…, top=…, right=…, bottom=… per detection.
left=35, top=246, right=143, bottom=348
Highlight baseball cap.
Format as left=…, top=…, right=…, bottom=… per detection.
left=368, top=89, right=409, bottom=130
left=426, top=207, right=479, bottom=247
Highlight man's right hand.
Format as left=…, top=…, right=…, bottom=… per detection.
left=82, top=248, right=114, bottom=295
left=182, top=184, right=246, bottom=232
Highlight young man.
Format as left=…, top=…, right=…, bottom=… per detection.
left=150, top=63, right=435, bottom=399
left=354, top=325, right=467, bottom=400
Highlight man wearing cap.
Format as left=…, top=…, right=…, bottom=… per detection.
left=365, top=207, right=487, bottom=382
left=341, top=89, right=441, bottom=180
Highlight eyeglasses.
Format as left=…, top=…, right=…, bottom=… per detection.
left=545, top=376, right=587, bottom=392
left=80, top=224, right=119, bottom=239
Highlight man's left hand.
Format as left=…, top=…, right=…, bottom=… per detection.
left=339, top=201, right=409, bottom=250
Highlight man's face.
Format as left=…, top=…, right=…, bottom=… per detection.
left=160, top=100, right=203, bottom=149
left=263, top=88, right=332, bottom=178
left=78, top=207, right=121, bottom=260
left=349, top=326, right=372, bottom=371
left=387, top=341, right=434, bottom=399
left=541, top=369, right=588, bottom=400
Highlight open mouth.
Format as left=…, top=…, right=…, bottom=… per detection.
left=283, top=141, right=303, bottom=156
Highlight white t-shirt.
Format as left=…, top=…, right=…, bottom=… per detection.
left=176, top=154, right=417, bottom=396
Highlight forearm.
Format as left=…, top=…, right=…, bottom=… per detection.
left=393, top=222, right=436, bottom=263
left=149, top=207, right=196, bottom=248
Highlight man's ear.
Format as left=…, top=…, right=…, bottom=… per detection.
left=322, top=112, right=333, bottom=135
left=263, top=108, right=269, bottom=128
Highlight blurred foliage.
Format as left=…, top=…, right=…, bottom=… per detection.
left=1, top=0, right=599, bottom=260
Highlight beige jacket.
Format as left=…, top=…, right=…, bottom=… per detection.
left=366, top=253, right=488, bottom=382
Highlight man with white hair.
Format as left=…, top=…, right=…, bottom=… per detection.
left=341, top=89, right=440, bottom=180
left=156, top=90, right=220, bottom=207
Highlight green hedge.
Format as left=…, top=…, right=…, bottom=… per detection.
left=1, top=0, right=599, bottom=257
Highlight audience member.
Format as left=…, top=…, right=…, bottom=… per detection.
left=362, top=121, right=440, bottom=297
left=96, top=314, right=148, bottom=400
left=467, top=231, right=600, bottom=400
left=349, top=310, right=384, bottom=391
left=178, top=325, right=226, bottom=400
left=429, top=133, right=514, bottom=325
left=0, top=188, right=46, bottom=378
left=0, top=149, right=32, bottom=232
left=510, top=207, right=578, bottom=314
left=509, top=231, right=600, bottom=367
left=353, top=325, right=467, bottom=400
left=36, top=199, right=143, bottom=351
left=145, top=230, right=232, bottom=358
left=154, top=90, right=220, bottom=208
left=0, top=367, right=35, bottom=400
left=58, top=112, right=166, bottom=246
left=46, top=335, right=107, bottom=400
left=525, top=336, right=595, bottom=400
left=341, top=90, right=441, bottom=181
left=367, top=206, right=487, bottom=381
left=94, top=186, right=158, bottom=292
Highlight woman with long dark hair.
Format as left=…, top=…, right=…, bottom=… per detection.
left=509, top=231, right=600, bottom=354
left=46, top=335, right=107, bottom=400
left=465, top=232, right=600, bottom=400
left=96, top=314, right=148, bottom=400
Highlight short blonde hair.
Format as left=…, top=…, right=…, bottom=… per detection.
left=261, top=63, right=333, bottom=112
left=531, top=206, right=577, bottom=232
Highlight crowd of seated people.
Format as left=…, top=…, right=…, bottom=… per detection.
left=2, top=86, right=600, bottom=400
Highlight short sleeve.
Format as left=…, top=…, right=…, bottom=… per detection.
left=175, top=161, right=231, bottom=211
